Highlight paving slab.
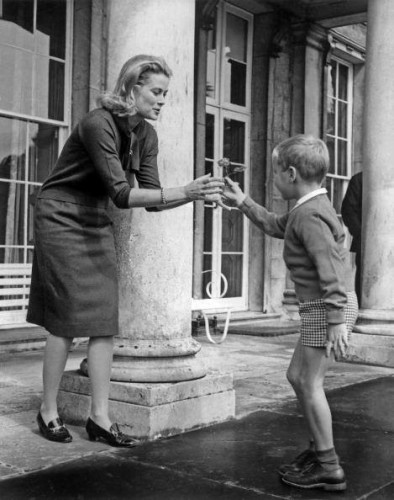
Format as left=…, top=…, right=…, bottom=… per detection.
left=0, top=334, right=394, bottom=499
left=1, top=378, right=394, bottom=499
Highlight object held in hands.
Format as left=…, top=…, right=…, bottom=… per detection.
left=218, top=158, right=246, bottom=209
left=218, top=157, right=246, bottom=179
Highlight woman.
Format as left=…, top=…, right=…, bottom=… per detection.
left=27, top=55, right=223, bottom=447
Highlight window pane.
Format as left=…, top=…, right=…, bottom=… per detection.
left=326, top=97, right=335, bottom=135
left=33, top=58, right=65, bottom=120
left=338, top=64, right=348, bottom=101
left=206, top=16, right=217, bottom=99
left=0, top=247, right=25, bottom=264
left=0, top=117, right=27, bottom=179
left=27, top=184, right=37, bottom=246
left=205, top=159, right=213, bottom=177
left=0, top=182, right=25, bottom=249
left=223, top=118, right=245, bottom=163
left=333, top=179, right=344, bottom=214
left=337, top=139, right=347, bottom=176
left=48, top=60, right=65, bottom=120
left=327, top=62, right=336, bottom=98
left=27, top=248, right=34, bottom=264
left=338, top=101, right=348, bottom=138
left=222, top=209, right=243, bottom=252
left=224, top=14, right=247, bottom=106
left=203, top=206, right=213, bottom=252
left=37, top=0, right=67, bottom=59
left=2, top=0, right=34, bottom=33
left=226, top=14, right=247, bottom=62
left=221, top=254, right=242, bottom=297
left=326, top=136, right=335, bottom=174
left=28, top=122, right=59, bottom=183
left=202, top=254, right=212, bottom=299
left=224, top=60, right=246, bottom=106
left=0, top=45, right=33, bottom=115
left=206, top=114, right=214, bottom=159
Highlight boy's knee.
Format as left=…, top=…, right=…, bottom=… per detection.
left=286, top=367, right=300, bottom=389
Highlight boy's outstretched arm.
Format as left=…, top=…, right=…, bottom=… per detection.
left=223, top=177, right=288, bottom=238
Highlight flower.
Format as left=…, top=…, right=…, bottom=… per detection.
left=217, top=157, right=246, bottom=177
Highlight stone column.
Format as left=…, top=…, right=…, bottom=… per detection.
left=105, top=0, right=204, bottom=383
left=348, top=0, right=394, bottom=367
left=59, top=0, right=235, bottom=437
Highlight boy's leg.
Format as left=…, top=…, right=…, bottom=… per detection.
left=287, top=340, right=333, bottom=451
left=283, top=340, right=346, bottom=490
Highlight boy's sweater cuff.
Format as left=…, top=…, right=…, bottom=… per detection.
left=238, top=195, right=252, bottom=211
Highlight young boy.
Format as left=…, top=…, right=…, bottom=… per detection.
left=223, top=135, right=358, bottom=491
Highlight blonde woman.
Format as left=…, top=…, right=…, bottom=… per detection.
left=28, top=55, right=223, bottom=446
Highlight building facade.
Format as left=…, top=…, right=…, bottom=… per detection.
left=0, top=0, right=368, bottom=338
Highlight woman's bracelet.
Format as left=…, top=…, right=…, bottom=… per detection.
left=160, top=187, right=168, bottom=205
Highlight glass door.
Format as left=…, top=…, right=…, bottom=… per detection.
left=193, top=1, right=253, bottom=312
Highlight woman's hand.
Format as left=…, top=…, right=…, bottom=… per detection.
left=185, top=174, right=224, bottom=201
left=222, top=177, right=247, bottom=207
left=325, top=323, right=348, bottom=360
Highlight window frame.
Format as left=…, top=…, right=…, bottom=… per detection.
left=192, top=0, right=252, bottom=312
left=325, top=55, right=354, bottom=214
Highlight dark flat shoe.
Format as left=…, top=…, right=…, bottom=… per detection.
left=37, top=412, right=72, bottom=443
left=282, top=462, right=346, bottom=491
left=86, top=417, right=139, bottom=447
left=277, top=448, right=317, bottom=477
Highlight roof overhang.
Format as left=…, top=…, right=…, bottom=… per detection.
left=228, top=0, right=367, bottom=27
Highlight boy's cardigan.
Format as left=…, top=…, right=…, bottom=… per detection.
left=240, top=194, right=354, bottom=324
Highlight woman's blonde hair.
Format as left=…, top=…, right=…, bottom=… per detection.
left=97, top=55, right=173, bottom=116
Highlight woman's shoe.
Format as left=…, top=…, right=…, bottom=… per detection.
left=37, top=412, right=73, bottom=443
left=277, top=448, right=317, bottom=477
left=86, top=417, right=139, bottom=447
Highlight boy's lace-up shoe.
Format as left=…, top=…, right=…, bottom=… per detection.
left=277, top=448, right=317, bottom=477
left=281, top=462, right=346, bottom=491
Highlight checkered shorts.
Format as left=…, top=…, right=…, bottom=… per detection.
left=299, top=292, right=358, bottom=347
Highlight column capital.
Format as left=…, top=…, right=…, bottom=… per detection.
left=290, top=20, right=328, bottom=51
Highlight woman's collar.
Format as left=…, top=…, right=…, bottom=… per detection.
left=113, top=113, right=144, bottom=136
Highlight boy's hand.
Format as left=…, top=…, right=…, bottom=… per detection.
left=222, top=177, right=247, bottom=207
left=203, top=193, right=231, bottom=210
left=326, top=323, right=348, bottom=360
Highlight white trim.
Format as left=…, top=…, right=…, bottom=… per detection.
left=326, top=56, right=353, bottom=214
left=192, top=1, right=252, bottom=313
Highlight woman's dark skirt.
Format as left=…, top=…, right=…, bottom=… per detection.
left=27, top=198, right=118, bottom=338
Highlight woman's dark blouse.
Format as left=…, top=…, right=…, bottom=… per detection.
left=38, top=108, right=161, bottom=208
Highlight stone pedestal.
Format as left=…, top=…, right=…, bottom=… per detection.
left=348, top=310, right=394, bottom=368
left=58, top=370, right=235, bottom=440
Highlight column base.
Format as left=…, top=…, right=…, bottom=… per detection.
left=58, top=370, right=235, bottom=440
left=80, top=353, right=207, bottom=383
left=346, top=309, right=394, bottom=367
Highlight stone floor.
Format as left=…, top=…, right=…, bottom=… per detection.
left=0, top=333, right=394, bottom=499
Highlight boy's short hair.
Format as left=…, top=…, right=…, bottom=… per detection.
left=273, top=134, right=329, bottom=183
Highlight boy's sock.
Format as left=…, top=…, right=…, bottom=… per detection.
left=316, top=448, right=340, bottom=471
